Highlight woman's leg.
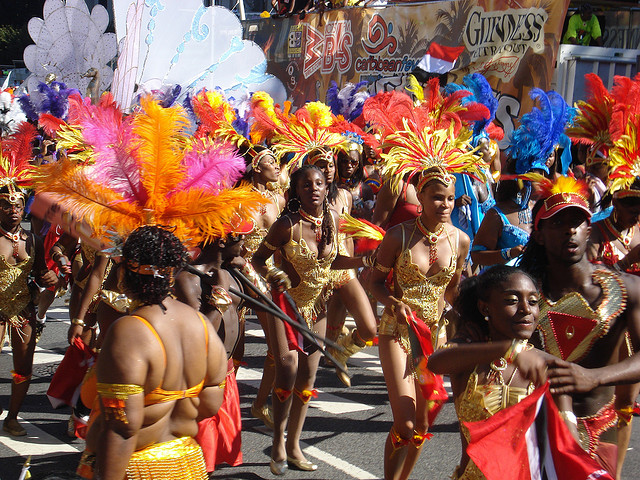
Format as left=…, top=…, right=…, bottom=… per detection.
left=267, top=309, right=298, bottom=463
left=252, top=310, right=276, bottom=427
left=399, top=380, right=430, bottom=480
left=4, top=317, right=36, bottom=435
left=379, top=333, right=417, bottom=480
left=286, top=316, right=325, bottom=463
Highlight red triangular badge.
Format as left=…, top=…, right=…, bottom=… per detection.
left=546, top=312, right=598, bottom=360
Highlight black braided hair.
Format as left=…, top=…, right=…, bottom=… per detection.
left=286, top=164, right=333, bottom=254
left=122, top=225, right=187, bottom=306
left=454, top=265, right=538, bottom=339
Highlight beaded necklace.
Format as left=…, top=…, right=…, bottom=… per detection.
left=0, top=225, right=21, bottom=258
left=252, top=185, right=279, bottom=215
left=603, top=217, right=635, bottom=251
left=299, top=208, right=324, bottom=242
left=416, top=217, right=445, bottom=265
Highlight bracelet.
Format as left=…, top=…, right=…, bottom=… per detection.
left=374, top=261, right=392, bottom=273
left=559, top=410, right=578, bottom=426
left=504, top=339, right=528, bottom=363
left=362, top=254, right=375, bottom=268
left=71, top=318, right=85, bottom=327
left=263, top=240, right=277, bottom=251
left=500, top=248, right=512, bottom=261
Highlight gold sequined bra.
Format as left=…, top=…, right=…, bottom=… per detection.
left=395, top=224, right=458, bottom=326
left=282, top=219, right=337, bottom=327
left=0, top=245, right=35, bottom=325
left=537, top=268, right=626, bottom=363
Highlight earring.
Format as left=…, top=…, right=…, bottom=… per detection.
left=287, top=198, right=300, bottom=213
left=417, top=204, right=423, bottom=214
left=484, top=315, right=490, bottom=322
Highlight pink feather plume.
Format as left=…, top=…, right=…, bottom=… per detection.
left=177, top=138, right=246, bottom=192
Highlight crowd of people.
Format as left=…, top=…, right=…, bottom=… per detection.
left=1, top=69, right=640, bottom=480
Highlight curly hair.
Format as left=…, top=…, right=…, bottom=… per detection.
left=285, top=164, right=333, bottom=253
left=122, top=226, right=187, bottom=306
left=454, top=265, right=537, bottom=339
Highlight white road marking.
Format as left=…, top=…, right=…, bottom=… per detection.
left=302, top=443, right=377, bottom=480
left=1, top=345, right=65, bottom=366
left=0, top=411, right=80, bottom=456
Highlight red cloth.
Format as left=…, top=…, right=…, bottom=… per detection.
left=272, top=290, right=306, bottom=354
left=196, top=360, right=243, bottom=472
left=47, top=337, right=97, bottom=409
left=465, top=384, right=614, bottom=480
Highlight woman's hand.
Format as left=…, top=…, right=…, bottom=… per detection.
left=266, top=267, right=291, bottom=292
left=513, top=348, right=548, bottom=387
left=509, top=245, right=526, bottom=258
left=392, top=300, right=412, bottom=325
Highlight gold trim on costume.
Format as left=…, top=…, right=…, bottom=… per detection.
left=126, top=436, right=208, bottom=479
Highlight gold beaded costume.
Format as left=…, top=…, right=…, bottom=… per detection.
left=0, top=240, right=34, bottom=330
left=451, top=370, right=534, bottom=479
left=379, top=223, right=458, bottom=351
left=125, top=436, right=208, bottom=479
left=281, top=219, right=337, bottom=329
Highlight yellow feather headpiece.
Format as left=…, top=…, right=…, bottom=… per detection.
left=531, top=174, right=591, bottom=229
left=608, top=121, right=640, bottom=198
left=33, top=96, right=265, bottom=248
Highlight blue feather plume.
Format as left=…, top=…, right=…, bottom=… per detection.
left=326, top=81, right=342, bottom=117
left=445, top=73, right=498, bottom=144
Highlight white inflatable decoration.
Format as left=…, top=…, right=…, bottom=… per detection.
left=113, top=0, right=286, bottom=109
left=23, top=0, right=117, bottom=95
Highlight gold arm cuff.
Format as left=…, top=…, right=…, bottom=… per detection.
left=96, top=382, right=144, bottom=399
left=208, top=286, right=232, bottom=314
left=263, top=240, right=277, bottom=251
left=374, top=261, right=392, bottom=273
left=71, top=318, right=85, bottom=327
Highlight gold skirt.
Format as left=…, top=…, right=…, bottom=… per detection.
left=126, top=437, right=208, bottom=480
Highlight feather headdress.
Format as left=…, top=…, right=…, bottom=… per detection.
left=252, top=94, right=347, bottom=167
left=33, top=96, right=264, bottom=247
left=607, top=120, right=640, bottom=198
left=364, top=82, right=488, bottom=193
left=565, top=74, right=615, bottom=165
left=339, top=214, right=385, bottom=253
left=0, top=122, right=38, bottom=203
left=325, top=81, right=370, bottom=124
left=508, top=88, right=574, bottom=175
left=18, top=81, right=80, bottom=122
left=531, top=174, right=591, bottom=229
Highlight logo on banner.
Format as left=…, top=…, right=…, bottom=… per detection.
left=303, top=20, right=353, bottom=78
left=464, top=6, right=547, bottom=81
left=362, top=14, right=397, bottom=55
left=288, top=24, right=303, bottom=56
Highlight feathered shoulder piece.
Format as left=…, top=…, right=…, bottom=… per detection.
left=33, top=96, right=264, bottom=248
left=508, top=88, right=574, bottom=175
left=252, top=95, right=346, bottom=167
left=325, top=80, right=370, bottom=124
left=0, top=122, right=38, bottom=203
left=531, top=174, right=591, bottom=229
left=565, top=74, right=614, bottom=162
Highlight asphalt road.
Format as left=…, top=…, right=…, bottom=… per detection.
left=1, top=295, right=639, bottom=479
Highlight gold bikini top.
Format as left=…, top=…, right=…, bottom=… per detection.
left=395, top=223, right=458, bottom=325
left=455, top=369, right=534, bottom=426
left=537, top=268, right=626, bottom=362
left=0, top=240, right=35, bottom=320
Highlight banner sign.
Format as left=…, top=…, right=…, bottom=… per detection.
left=244, top=0, right=570, bottom=143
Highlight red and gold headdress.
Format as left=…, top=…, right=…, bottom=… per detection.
left=531, top=174, right=591, bottom=230
left=251, top=93, right=347, bottom=167
left=363, top=81, right=490, bottom=193
left=565, top=74, right=615, bottom=166
left=33, top=96, right=265, bottom=248
left=0, top=122, right=38, bottom=204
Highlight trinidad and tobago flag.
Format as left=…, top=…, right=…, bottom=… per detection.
left=464, top=384, right=613, bottom=480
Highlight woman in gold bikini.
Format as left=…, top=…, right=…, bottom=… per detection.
left=428, top=266, right=549, bottom=479
left=252, top=164, right=370, bottom=475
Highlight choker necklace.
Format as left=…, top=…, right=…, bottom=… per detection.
left=0, top=225, right=22, bottom=258
left=252, top=185, right=278, bottom=215
left=416, top=217, right=445, bottom=265
left=604, top=217, right=635, bottom=250
left=300, top=208, right=324, bottom=242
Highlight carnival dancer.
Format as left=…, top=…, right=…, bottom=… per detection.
left=32, top=95, right=263, bottom=477
left=0, top=122, right=57, bottom=436
left=428, top=266, right=549, bottom=479
left=365, top=81, right=488, bottom=480
left=175, top=220, right=254, bottom=473
left=252, top=164, right=372, bottom=475
left=519, top=175, right=640, bottom=476
left=471, top=88, right=573, bottom=268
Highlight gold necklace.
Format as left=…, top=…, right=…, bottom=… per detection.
left=416, top=217, right=445, bottom=265
left=252, top=185, right=278, bottom=215
left=0, top=225, right=21, bottom=258
left=604, top=217, right=635, bottom=250
left=300, top=208, right=324, bottom=242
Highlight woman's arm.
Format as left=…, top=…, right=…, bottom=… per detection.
left=68, top=254, right=109, bottom=344
left=444, top=229, right=470, bottom=307
left=252, top=216, right=291, bottom=290
left=470, top=209, right=523, bottom=267
left=198, top=318, right=228, bottom=420
left=371, top=181, right=399, bottom=227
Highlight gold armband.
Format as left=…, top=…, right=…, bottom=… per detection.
left=207, top=286, right=232, bottom=314
left=96, top=382, right=144, bottom=424
left=559, top=410, right=578, bottom=427
left=374, top=261, right=392, bottom=273
left=71, top=318, right=85, bottom=327
left=504, top=339, right=530, bottom=363
left=263, top=240, right=278, bottom=251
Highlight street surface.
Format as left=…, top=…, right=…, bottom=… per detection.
left=1, top=296, right=639, bottom=479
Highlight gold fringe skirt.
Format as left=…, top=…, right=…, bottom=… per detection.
left=126, top=437, right=208, bottom=480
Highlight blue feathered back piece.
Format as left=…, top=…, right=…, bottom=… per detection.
left=18, top=81, right=80, bottom=122
left=325, top=81, right=370, bottom=122
left=507, top=88, right=575, bottom=175
left=445, top=73, right=498, bottom=145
